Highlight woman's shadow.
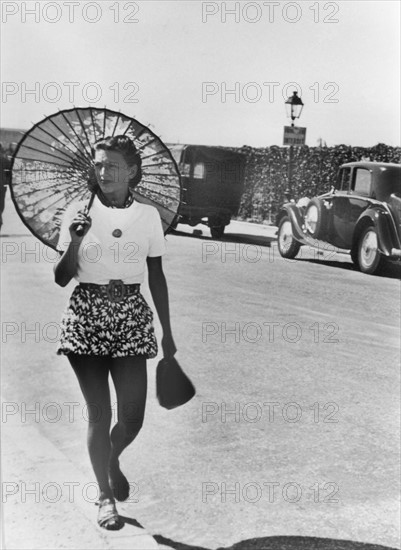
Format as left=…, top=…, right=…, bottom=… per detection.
left=153, top=534, right=397, bottom=550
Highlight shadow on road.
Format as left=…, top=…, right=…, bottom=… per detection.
left=0, top=232, right=32, bottom=238
left=295, top=257, right=401, bottom=280
left=119, top=515, right=146, bottom=529
left=154, top=534, right=398, bottom=550
left=223, top=232, right=275, bottom=248
left=170, top=228, right=275, bottom=248
left=171, top=228, right=400, bottom=280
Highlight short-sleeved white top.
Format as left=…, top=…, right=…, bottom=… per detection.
left=57, top=196, right=166, bottom=284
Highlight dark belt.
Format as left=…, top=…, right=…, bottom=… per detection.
left=79, top=280, right=140, bottom=303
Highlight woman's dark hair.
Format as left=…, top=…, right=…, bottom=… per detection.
left=87, top=135, right=142, bottom=191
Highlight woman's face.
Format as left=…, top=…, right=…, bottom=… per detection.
left=94, top=149, right=137, bottom=197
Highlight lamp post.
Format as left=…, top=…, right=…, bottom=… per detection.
left=284, top=91, right=304, bottom=199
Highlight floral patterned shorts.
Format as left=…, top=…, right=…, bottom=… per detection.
left=57, top=285, right=158, bottom=358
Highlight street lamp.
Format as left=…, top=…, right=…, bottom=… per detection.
left=285, top=91, right=304, bottom=126
left=284, top=91, right=304, bottom=199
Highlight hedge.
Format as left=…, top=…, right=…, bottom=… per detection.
left=233, top=143, right=401, bottom=223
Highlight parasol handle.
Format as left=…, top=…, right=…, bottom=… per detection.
left=75, top=192, right=96, bottom=237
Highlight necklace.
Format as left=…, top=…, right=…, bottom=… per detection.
left=97, top=189, right=134, bottom=209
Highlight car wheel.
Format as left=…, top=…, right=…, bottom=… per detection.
left=357, top=226, right=383, bottom=274
left=304, top=198, right=327, bottom=239
left=210, top=225, right=225, bottom=239
left=277, top=216, right=301, bottom=259
left=209, top=216, right=227, bottom=239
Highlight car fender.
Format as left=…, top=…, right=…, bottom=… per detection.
left=353, top=208, right=394, bottom=256
left=277, top=204, right=306, bottom=243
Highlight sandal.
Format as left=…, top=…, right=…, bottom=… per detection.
left=96, top=498, right=123, bottom=530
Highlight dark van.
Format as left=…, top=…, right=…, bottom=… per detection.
left=168, top=144, right=246, bottom=238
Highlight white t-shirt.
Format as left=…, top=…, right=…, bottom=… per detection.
left=57, top=196, right=166, bottom=284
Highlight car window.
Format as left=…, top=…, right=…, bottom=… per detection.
left=180, top=163, right=191, bottom=177
left=193, top=162, right=205, bottom=179
left=353, top=169, right=371, bottom=196
left=336, top=170, right=342, bottom=189
left=338, top=168, right=351, bottom=191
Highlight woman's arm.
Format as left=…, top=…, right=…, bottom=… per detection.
left=147, top=256, right=176, bottom=358
left=53, top=211, right=91, bottom=287
left=54, top=240, right=82, bottom=287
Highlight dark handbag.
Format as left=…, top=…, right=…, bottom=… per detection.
left=156, top=356, right=196, bottom=410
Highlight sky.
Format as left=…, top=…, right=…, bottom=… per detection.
left=1, top=0, right=400, bottom=148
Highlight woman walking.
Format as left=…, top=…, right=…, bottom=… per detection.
left=54, top=135, right=176, bottom=530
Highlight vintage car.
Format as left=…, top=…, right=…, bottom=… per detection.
left=168, top=144, right=246, bottom=238
left=276, top=161, right=401, bottom=274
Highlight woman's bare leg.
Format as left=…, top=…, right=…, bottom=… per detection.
left=68, top=353, right=114, bottom=501
left=108, top=356, right=147, bottom=500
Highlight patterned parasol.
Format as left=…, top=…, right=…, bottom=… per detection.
left=10, top=107, right=182, bottom=250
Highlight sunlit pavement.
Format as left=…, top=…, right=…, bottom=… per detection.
left=1, top=194, right=400, bottom=550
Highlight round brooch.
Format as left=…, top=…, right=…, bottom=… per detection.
left=112, top=229, right=122, bottom=238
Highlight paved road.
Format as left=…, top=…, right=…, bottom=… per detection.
left=1, top=196, right=400, bottom=550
